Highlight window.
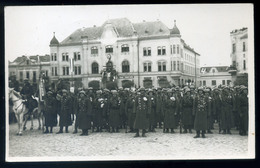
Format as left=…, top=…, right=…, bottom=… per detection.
left=92, top=62, right=99, bottom=74
left=177, top=45, right=180, bottom=54
left=203, top=80, right=206, bottom=86
left=52, top=67, right=54, bottom=76
left=20, top=71, right=23, bottom=82
left=51, top=53, right=57, bottom=61
left=157, top=46, right=162, bottom=55
left=45, top=70, right=48, bottom=77
left=33, top=71, right=36, bottom=83
left=158, top=61, right=166, bottom=72
left=26, top=71, right=30, bottom=79
left=227, top=80, right=231, bottom=85
left=232, top=61, right=236, bottom=67
left=173, top=61, right=176, bottom=71
left=55, top=67, right=58, bottom=76
left=143, top=47, right=147, bottom=56
left=212, top=80, right=216, bottom=86
left=170, top=45, right=173, bottom=54
left=51, top=55, right=54, bottom=61
left=26, top=60, right=29, bottom=65
left=74, top=66, right=81, bottom=75
left=177, top=61, right=180, bottom=71
left=243, top=60, right=246, bottom=70
left=173, top=45, right=176, bottom=54
left=147, top=47, right=151, bottom=56
left=232, top=43, right=236, bottom=53
left=74, top=52, right=81, bottom=61
left=54, top=53, right=57, bottom=61
left=62, top=53, right=69, bottom=61
left=122, top=60, right=130, bottom=73
left=91, top=46, right=98, bottom=55
left=157, top=46, right=166, bottom=55
left=144, top=62, right=152, bottom=72
left=121, top=44, right=129, bottom=52
left=222, top=80, right=225, bottom=85
left=243, top=42, right=246, bottom=52
left=181, top=62, right=184, bottom=72
left=63, top=67, right=70, bottom=75
left=180, top=49, right=183, bottom=57
left=105, top=45, right=113, bottom=53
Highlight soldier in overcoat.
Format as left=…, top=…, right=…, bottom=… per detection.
left=147, top=89, right=157, bottom=132
left=43, top=90, right=57, bottom=133
left=220, top=87, right=233, bottom=134
left=56, top=89, right=72, bottom=133
left=193, top=87, right=210, bottom=138
left=93, top=90, right=106, bottom=132
left=204, top=89, right=213, bottom=134
left=125, top=91, right=136, bottom=133
left=133, top=87, right=149, bottom=137
left=163, top=89, right=177, bottom=133
left=76, top=90, right=92, bottom=136
left=108, top=90, right=121, bottom=132
left=238, top=86, right=248, bottom=136
left=155, top=88, right=164, bottom=129
left=73, top=87, right=83, bottom=134
left=181, top=88, right=193, bottom=133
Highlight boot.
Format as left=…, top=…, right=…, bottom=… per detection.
left=134, top=129, right=140, bottom=137
left=222, top=130, right=226, bottom=134
left=50, top=127, right=53, bottom=133
left=73, top=128, right=78, bottom=134
left=44, top=127, right=49, bottom=134
left=189, top=129, right=192, bottom=133
left=194, top=131, right=200, bottom=138
left=142, top=129, right=146, bottom=137
left=202, top=130, right=206, bottom=138
left=227, top=129, right=232, bottom=134
left=112, top=127, right=115, bottom=133
left=65, top=126, right=69, bottom=133
left=116, top=127, right=119, bottom=133
left=166, top=128, right=169, bottom=133
left=171, top=128, right=175, bottom=133
left=183, top=129, right=188, bottom=134
left=207, top=129, right=213, bottom=134
left=56, top=126, right=63, bottom=134
left=80, top=129, right=86, bottom=136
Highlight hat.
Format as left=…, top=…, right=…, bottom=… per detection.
left=111, top=90, right=117, bottom=94
left=24, top=78, right=29, bottom=81
left=139, top=87, right=145, bottom=91
left=198, top=86, right=204, bottom=91
left=78, top=87, right=83, bottom=91
left=204, top=89, right=210, bottom=93
left=96, top=90, right=102, bottom=94
left=62, top=89, right=68, bottom=93
left=79, top=90, right=86, bottom=95
left=119, top=87, right=123, bottom=90
left=240, top=86, right=248, bottom=91
left=104, top=88, right=110, bottom=92
left=47, top=91, right=53, bottom=94
left=88, top=87, right=93, bottom=90
left=148, top=89, right=153, bottom=93
left=167, top=89, right=172, bottom=93
left=184, top=88, right=191, bottom=94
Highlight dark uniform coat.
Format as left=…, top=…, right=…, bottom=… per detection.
left=109, top=96, right=121, bottom=128
left=134, top=94, right=149, bottom=129
left=76, top=96, right=92, bottom=129
left=238, top=93, right=248, bottom=132
left=20, top=83, right=37, bottom=111
left=125, top=95, right=136, bottom=128
left=44, top=94, right=57, bottom=127
left=59, top=95, right=72, bottom=127
left=156, top=93, right=164, bottom=123
left=163, top=96, right=177, bottom=129
left=193, top=94, right=210, bottom=131
left=148, top=95, right=157, bottom=127
left=181, top=95, right=193, bottom=128
left=93, top=96, right=105, bottom=127
left=220, top=93, right=234, bottom=130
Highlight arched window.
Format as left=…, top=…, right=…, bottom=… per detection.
left=92, top=62, right=99, bottom=74
left=122, top=60, right=130, bottom=73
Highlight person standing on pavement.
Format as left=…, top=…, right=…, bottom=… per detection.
left=133, top=87, right=149, bottom=137
left=125, top=90, right=136, bottom=133
left=163, top=89, right=177, bottom=133
left=193, top=87, right=210, bottom=138
left=147, top=89, right=157, bottom=132
left=73, top=87, right=83, bottom=134
left=43, top=90, right=57, bottom=133
left=108, top=90, right=121, bottom=132
left=56, top=89, right=72, bottom=134
left=76, top=90, right=92, bottom=136
left=220, top=87, right=233, bottom=134
left=238, top=86, right=248, bottom=136
left=181, top=88, right=193, bottom=133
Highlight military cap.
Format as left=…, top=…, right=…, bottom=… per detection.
left=62, top=89, right=68, bottom=93
left=162, top=88, right=167, bottom=92
left=167, top=89, right=172, bottom=93
left=240, top=85, right=248, bottom=91
left=175, top=86, right=180, bottom=90
left=78, top=87, right=83, bottom=91
left=184, top=88, right=191, bottom=94
left=88, top=87, right=93, bottom=90
left=139, top=87, right=145, bottom=91
left=119, top=87, right=123, bottom=90
left=198, top=86, right=204, bottom=91
left=204, top=88, right=210, bottom=93
left=96, top=90, right=102, bottom=94
left=124, top=88, right=130, bottom=91
left=104, top=88, right=110, bottom=92
left=79, top=90, right=86, bottom=95
left=189, top=85, right=195, bottom=89
left=148, top=88, right=153, bottom=93
left=47, top=90, right=53, bottom=94
left=24, top=78, right=29, bottom=81
left=111, top=90, right=117, bottom=94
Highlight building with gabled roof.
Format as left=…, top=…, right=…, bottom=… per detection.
left=49, top=18, right=201, bottom=88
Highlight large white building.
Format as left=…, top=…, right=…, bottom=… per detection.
left=229, top=27, right=248, bottom=84
left=49, top=18, right=201, bottom=88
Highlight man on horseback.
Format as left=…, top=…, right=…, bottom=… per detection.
left=20, top=78, right=37, bottom=117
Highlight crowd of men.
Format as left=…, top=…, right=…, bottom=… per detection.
left=17, top=78, right=249, bottom=138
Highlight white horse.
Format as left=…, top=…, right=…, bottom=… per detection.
left=9, top=88, right=43, bottom=135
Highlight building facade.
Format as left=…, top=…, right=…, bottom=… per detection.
left=49, top=18, right=201, bottom=88
left=229, top=27, right=248, bottom=84
left=8, top=55, right=50, bottom=84
left=200, top=66, right=232, bottom=87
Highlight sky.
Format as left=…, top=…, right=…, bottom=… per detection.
left=5, top=4, right=253, bottom=66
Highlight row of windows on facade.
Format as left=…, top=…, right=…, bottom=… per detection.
left=19, top=70, right=48, bottom=82
left=201, top=79, right=232, bottom=86
left=54, top=60, right=198, bottom=76
left=232, top=41, right=247, bottom=53
left=51, top=44, right=197, bottom=62
left=232, top=59, right=247, bottom=70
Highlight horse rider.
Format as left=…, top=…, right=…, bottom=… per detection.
left=20, top=78, right=36, bottom=116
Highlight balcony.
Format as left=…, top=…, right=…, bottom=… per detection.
left=228, top=65, right=237, bottom=75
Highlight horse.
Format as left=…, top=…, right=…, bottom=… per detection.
left=8, top=88, right=44, bottom=135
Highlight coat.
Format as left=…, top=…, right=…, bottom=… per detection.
left=220, top=94, right=234, bottom=130
left=148, top=95, right=157, bottom=127
left=92, top=96, right=105, bottom=127
left=125, top=96, right=136, bottom=128
left=193, top=94, right=210, bottom=131
left=134, top=94, right=149, bottom=129
left=109, top=96, right=121, bottom=128
left=238, top=93, right=248, bottom=131
left=156, top=93, right=164, bottom=122
left=44, top=95, right=57, bottom=127
left=77, top=96, right=92, bottom=129
left=59, top=95, right=72, bottom=127
left=181, top=95, right=193, bottom=127
left=163, top=96, right=177, bottom=129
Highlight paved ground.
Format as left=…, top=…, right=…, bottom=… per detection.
left=7, top=119, right=249, bottom=160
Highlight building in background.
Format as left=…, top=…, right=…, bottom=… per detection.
left=200, top=66, right=232, bottom=87
left=8, top=55, right=50, bottom=85
left=49, top=18, right=201, bottom=88
left=229, top=27, right=248, bottom=86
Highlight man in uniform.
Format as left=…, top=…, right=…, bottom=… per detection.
left=181, top=88, right=193, bottom=133
left=147, top=89, right=157, bottom=132
left=43, top=90, right=57, bottom=133
left=73, top=87, right=83, bottom=134
left=238, top=86, right=248, bottom=136
left=108, top=90, right=121, bottom=132
left=133, top=87, right=149, bottom=137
